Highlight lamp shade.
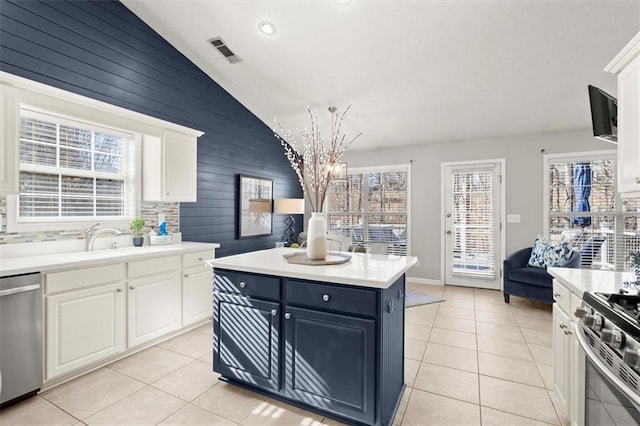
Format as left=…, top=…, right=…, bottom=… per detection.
left=275, top=198, right=305, bottom=215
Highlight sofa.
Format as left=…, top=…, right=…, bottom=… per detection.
left=503, top=247, right=581, bottom=304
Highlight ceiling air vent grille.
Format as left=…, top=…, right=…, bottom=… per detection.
left=208, top=37, right=242, bottom=64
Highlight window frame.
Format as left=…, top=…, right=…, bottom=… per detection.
left=326, top=163, right=411, bottom=255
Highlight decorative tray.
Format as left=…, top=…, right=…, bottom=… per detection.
left=282, top=252, right=351, bottom=266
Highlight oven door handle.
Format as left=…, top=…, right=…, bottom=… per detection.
left=575, top=322, right=640, bottom=409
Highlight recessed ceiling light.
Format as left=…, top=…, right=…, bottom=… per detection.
left=259, top=21, right=276, bottom=35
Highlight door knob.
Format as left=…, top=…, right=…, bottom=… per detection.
left=322, top=294, right=330, bottom=302
left=239, top=282, right=246, bottom=288
left=446, top=213, right=451, bottom=218
left=285, top=313, right=291, bottom=320
left=446, top=230, right=452, bottom=235
left=271, top=309, right=277, bottom=316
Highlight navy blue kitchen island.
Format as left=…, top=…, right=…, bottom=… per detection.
left=207, top=248, right=418, bottom=426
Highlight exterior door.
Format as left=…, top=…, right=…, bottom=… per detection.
left=443, top=161, right=503, bottom=289
left=284, top=306, right=375, bottom=425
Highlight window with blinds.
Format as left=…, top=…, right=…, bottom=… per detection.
left=327, top=166, right=409, bottom=255
left=17, top=109, right=134, bottom=221
left=545, top=153, right=640, bottom=271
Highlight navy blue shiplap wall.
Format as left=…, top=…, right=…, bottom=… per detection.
left=0, top=0, right=302, bottom=257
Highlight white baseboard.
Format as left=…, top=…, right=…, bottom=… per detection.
left=407, top=277, right=443, bottom=286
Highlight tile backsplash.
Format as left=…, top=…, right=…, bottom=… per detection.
left=0, top=196, right=180, bottom=245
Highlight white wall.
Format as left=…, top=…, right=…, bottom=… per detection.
left=343, top=129, right=612, bottom=282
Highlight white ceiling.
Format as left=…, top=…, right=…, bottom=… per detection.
left=121, top=0, right=640, bottom=151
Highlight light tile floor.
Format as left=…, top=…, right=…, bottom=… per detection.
left=0, top=284, right=566, bottom=426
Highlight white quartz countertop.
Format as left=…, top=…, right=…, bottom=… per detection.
left=207, top=248, right=418, bottom=289
left=548, top=267, right=636, bottom=297
left=0, top=242, right=220, bottom=277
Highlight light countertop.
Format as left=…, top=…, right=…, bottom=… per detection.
left=1, top=242, right=219, bottom=277
left=548, top=267, right=636, bottom=297
left=207, top=248, right=418, bottom=289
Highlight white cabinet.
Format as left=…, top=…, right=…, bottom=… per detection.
left=0, top=84, right=18, bottom=194
left=127, top=255, right=181, bottom=347
left=552, top=280, right=583, bottom=426
left=142, top=129, right=202, bottom=202
left=605, top=31, right=640, bottom=196
left=182, top=250, right=213, bottom=326
left=45, top=264, right=126, bottom=380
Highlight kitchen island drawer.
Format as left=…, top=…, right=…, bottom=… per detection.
left=286, top=279, right=377, bottom=317
left=214, top=269, right=280, bottom=300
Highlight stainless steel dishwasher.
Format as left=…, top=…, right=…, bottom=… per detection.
left=0, top=273, right=43, bottom=408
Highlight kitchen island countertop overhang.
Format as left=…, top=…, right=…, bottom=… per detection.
left=206, top=247, right=418, bottom=288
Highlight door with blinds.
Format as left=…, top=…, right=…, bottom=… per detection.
left=443, top=161, right=503, bottom=289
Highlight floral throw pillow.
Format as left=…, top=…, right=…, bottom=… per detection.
left=527, top=236, right=573, bottom=269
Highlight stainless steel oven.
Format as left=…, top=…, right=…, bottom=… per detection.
left=575, top=292, right=640, bottom=425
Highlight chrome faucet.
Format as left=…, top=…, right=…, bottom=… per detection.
left=85, top=222, right=122, bottom=251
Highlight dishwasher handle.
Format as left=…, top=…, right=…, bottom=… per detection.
left=0, top=284, right=40, bottom=297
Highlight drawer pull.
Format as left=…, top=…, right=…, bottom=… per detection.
left=129, top=286, right=135, bottom=290
left=553, top=292, right=561, bottom=298
left=239, top=282, right=247, bottom=289
left=559, top=323, right=567, bottom=329
left=271, top=309, right=278, bottom=316
left=285, top=313, right=291, bottom=320
left=322, top=294, right=330, bottom=302
left=636, top=177, right=640, bottom=184
left=184, top=274, right=189, bottom=278
left=117, top=288, right=123, bottom=292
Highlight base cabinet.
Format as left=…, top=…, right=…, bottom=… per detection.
left=213, top=269, right=405, bottom=426
left=182, top=250, right=214, bottom=326
left=45, top=264, right=126, bottom=380
left=285, top=306, right=375, bottom=425
left=214, top=293, right=280, bottom=391
left=127, top=271, right=181, bottom=347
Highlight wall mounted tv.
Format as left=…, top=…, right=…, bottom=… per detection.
left=588, top=84, right=617, bottom=143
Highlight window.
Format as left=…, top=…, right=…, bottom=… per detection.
left=14, top=108, right=135, bottom=226
left=327, top=165, right=410, bottom=255
left=544, top=151, right=640, bottom=271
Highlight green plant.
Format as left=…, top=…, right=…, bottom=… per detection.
left=130, top=217, right=145, bottom=236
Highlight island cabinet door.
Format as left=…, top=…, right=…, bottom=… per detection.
left=284, top=306, right=376, bottom=425
left=213, top=292, right=280, bottom=391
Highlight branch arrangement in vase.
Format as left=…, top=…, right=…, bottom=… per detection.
left=274, top=105, right=363, bottom=212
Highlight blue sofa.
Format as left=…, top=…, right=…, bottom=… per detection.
left=503, top=247, right=581, bottom=304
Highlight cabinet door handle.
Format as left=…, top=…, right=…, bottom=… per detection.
left=117, top=288, right=123, bottom=292
left=285, top=313, right=291, bottom=320
left=559, top=323, right=567, bottom=329
left=271, top=309, right=278, bottom=316
left=322, top=294, right=330, bottom=302
left=129, top=286, right=135, bottom=290
left=239, top=282, right=247, bottom=289
left=184, top=274, right=189, bottom=278
left=198, top=257, right=203, bottom=261
left=553, top=292, right=560, bottom=298
left=388, top=300, right=395, bottom=313
left=636, top=177, right=640, bottom=184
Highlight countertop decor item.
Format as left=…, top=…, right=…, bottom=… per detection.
left=274, top=105, right=362, bottom=213
left=275, top=105, right=362, bottom=259
left=282, top=251, right=351, bottom=265
left=130, top=217, right=145, bottom=247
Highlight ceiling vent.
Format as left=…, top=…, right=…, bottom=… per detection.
left=208, top=37, right=242, bottom=64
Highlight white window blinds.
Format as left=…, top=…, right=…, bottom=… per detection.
left=546, top=153, right=640, bottom=271
left=327, top=167, right=409, bottom=255
left=18, top=109, right=134, bottom=220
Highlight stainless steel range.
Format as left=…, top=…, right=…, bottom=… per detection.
left=575, top=290, right=640, bottom=425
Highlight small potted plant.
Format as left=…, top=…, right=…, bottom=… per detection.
left=130, top=217, right=145, bottom=247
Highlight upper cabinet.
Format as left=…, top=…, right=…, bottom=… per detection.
left=605, top=31, right=640, bottom=197
left=142, top=129, right=203, bottom=202
left=0, top=85, right=18, bottom=195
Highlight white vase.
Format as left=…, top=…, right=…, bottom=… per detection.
left=307, top=212, right=327, bottom=260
